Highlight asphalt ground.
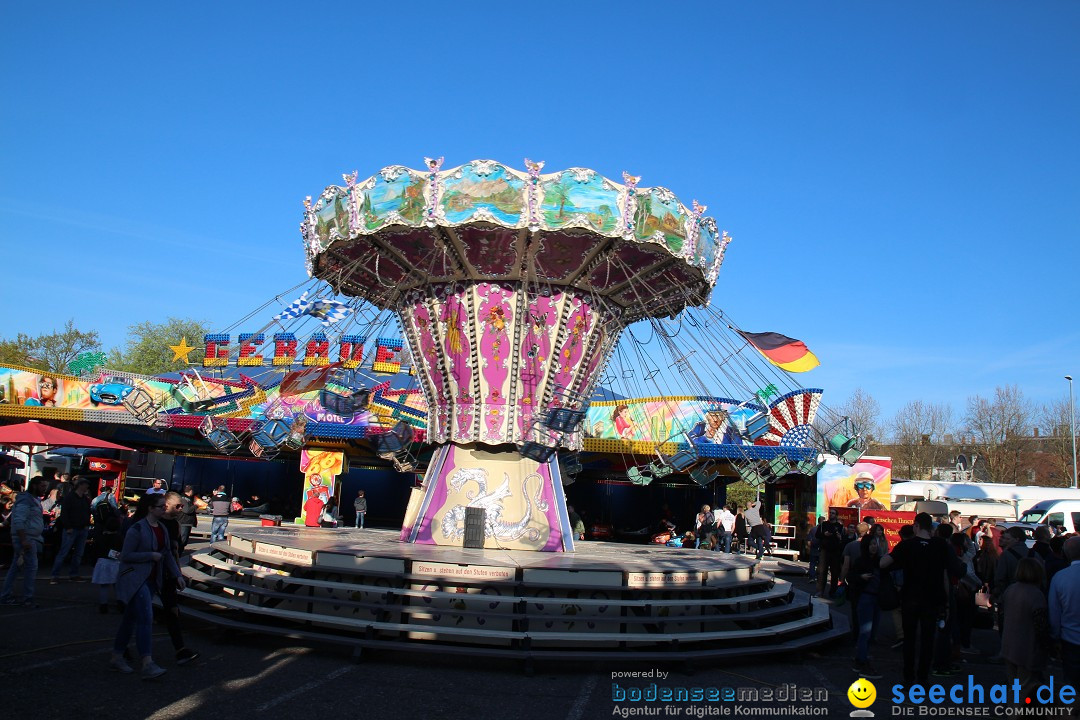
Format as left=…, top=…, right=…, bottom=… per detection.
left=0, top=547, right=1074, bottom=720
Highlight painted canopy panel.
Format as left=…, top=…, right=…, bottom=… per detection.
left=305, top=161, right=728, bottom=322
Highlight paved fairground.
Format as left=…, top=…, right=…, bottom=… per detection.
left=2, top=543, right=1073, bottom=720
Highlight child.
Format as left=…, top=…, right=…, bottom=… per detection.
left=353, top=490, right=367, bottom=529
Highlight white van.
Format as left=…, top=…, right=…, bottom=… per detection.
left=1010, top=500, right=1080, bottom=536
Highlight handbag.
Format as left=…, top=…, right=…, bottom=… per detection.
left=974, top=586, right=992, bottom=609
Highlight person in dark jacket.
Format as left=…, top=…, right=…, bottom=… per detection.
left=161, top=492, right=199, bottom=665
left=815, top=509, right=845, bottom=597
left=733, top=509, right=748, bottom=554
left=849, top=533, right=887, bottom=679
left=0, top=477, right=46, bottom=606
left=176, top=485, right=198, bottom=554
left=353, top=490, right=368, bottom=529
left=50, top=477, right=92, bottom=583
left=209, top=492, right=230, bottom=543
left=880, top=512, right=957, bottom=685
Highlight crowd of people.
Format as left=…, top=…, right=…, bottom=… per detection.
left=3, top=470, right=1079, bottom=697
left=657, top=498, right=777, bottom=559
left=814, top=508, right=1080, bottom=704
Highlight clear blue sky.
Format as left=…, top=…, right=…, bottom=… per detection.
left=2, top=2, right=1078, bottom=429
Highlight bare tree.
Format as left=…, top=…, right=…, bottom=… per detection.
left=963, top=385, right=1033, bottom=484
left=836, top=388, right=881, bottom=443
left=890, top=400, right=954, bottom=480
left=1038, top=399, right=1075, bottom=486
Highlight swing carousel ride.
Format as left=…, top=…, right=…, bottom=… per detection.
left=291, top=158, right=865, bottom=552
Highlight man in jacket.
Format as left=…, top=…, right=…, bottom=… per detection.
left=161, top=491, right=199, bottom=665
left=176, top=485, right=198, bottom=553
left=209, top=491, right=231, bottom=543
left=1049, top=536, right=1080, bottom=707
left=880, top=512, right=954, bottom=685
left=91, top=483, right=117, bottom=512
left=50, top=477, right=92, bottom=583
left=815, top=509, right=845, bottom=597
left=0, top=476, right=47, bottom=606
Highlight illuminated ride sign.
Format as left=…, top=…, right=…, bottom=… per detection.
left=199, top=333, right=405, bottom=373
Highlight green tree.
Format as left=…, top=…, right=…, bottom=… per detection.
left=723, top=480, right=758, bottom=512
left=108, top=317, right=211, bottom=376
left=0, top=320, right=101, bottom=373
left=0, top=336, right=35, bottom=368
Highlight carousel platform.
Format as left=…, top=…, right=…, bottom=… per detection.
left=178, top=528, right=847, bottom=669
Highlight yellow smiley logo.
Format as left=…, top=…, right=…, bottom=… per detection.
left=847, top=678, right=876, bottom=709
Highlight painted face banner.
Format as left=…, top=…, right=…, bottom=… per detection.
left=586, top=399, right=757, bottom=445
left=817, top=456, right=892, bottom=519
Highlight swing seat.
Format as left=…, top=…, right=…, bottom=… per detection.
left=663, top=448, right=698, bottom=471
left=520, top=441, right=557, bottom=463
left=647, top=462, right=674, bottom=478
left=283, top=415, right=308, bottom=450
left=827, top=432, right=856, bottom=456
left=374, top=420, right=413, bottom=454
left=627, top=466, right=653, bottom=486
left=736, top=463, right=765, bottom=486
left=689, top=463, right=719, bottom=486
left=559, top=455, right=583, bottom=476
left=744, top=413, right=772, bottom=441
left=204, top=426, right=242, bottom=455
left=543, top=407, right=586, bottom=433
left=767, top=456, right=790, bottom=478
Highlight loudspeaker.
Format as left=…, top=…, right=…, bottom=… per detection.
left=463, top=507, right=486, bottom=548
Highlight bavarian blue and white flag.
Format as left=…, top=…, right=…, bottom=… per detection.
left=275, top=292, right=353, bottom=327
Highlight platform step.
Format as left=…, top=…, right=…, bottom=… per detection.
left=191, top=548, right=784, bottom=608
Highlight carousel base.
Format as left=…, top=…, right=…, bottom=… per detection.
left=178, top=528, right=847, bottom=668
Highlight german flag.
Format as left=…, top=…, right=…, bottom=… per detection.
left=736, top=331, right=820, bottom=373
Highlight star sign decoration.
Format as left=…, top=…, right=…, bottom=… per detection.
left=169, top=337, right=197, bottom=363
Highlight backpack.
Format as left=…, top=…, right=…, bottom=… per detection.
left=93, top=501, right=119, bottom=533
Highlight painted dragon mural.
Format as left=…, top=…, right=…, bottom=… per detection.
left=440, top=466, right=549, bottom=543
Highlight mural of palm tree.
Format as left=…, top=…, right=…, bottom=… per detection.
left=548, top=181, right=572, bottom=219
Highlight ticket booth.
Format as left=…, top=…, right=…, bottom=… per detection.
left=85, top=457, right=130, bottom=503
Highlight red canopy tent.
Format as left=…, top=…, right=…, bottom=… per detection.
left=0, top=421, right=133, bottom=451
left=0, top=420, right=133, bottom=461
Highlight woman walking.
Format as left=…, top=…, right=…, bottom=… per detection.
left=848, top=533, right=886, bottom=679
left=109, top=493, right=184, bottom=679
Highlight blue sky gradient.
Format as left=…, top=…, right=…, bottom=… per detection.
left=2, top=2, right=1078, bottom=427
